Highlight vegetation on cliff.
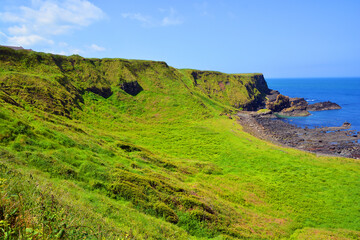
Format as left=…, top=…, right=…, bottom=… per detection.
left=1, top=47, right=360, bottom=239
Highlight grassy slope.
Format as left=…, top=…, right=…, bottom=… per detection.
left=1, top=47, right=360, bottom=239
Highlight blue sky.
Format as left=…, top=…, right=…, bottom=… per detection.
left=1, top=0, right=359, bottom=78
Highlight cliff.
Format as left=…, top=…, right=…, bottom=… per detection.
left=0, top=46, right=269, bottom=117
left=181, top=70, right=269, bottom=110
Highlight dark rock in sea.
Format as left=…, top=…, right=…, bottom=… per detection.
left=307, top=101, right=341, bottom=111
left=264, top=90, right=341, bottom=116
left=278, top=97, right=311, bottom=117
left=342, top=122, right=351, bottom=127
left=290, top=98, right=308, bottom=108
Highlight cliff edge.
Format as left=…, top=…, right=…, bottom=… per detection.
left=0, top=46, right=269, bottom=117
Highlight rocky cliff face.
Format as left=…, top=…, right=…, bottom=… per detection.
left=184, top=70, right=270, bottom=110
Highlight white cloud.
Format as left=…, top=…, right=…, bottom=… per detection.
left=59, top=42, right=69, bottom=47
left=0, top=0, right=105, bottom=48
left=122, top=8, right=183, bottom=27
left=90, top=44, right=105, bottom=51
left=161, top=8, right=183, bottom=26
left=7, top=34, right=54, bottom=46
left=8, top=25, right=29, bottom=35
left=48, top=50, right=68, bottom=55
left=0, top=12, right=26, bottom=23
left=121, top=13, right=152, bottom=26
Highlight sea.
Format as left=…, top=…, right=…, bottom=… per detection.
left=266, top=77, right=360, bottom=132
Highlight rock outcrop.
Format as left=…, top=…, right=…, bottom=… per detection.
left=290, top=97, right=308, bottom=108
left=264, top=89, right=341, bottom=117
left=266, top=90, right=280, bottom=102
left=266, top=94, right=290, bottom=112
left=279, top=97, right=310, bottom=116
left=307, top=101, right=341, bottom=111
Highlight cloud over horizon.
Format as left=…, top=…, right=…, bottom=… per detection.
left=122, top=8, right=183, bottom=27
left=0, top=0, right=105, bottom=49
left=90, top=43, right=105, bottom=52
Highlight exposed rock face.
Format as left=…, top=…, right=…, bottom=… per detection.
left=252, top=74, right=271, bottom=95
left=266, top=90, right=280, bottom=102
left=279, top=98, right=310, bottom=116
left=307, top=101, right=341, bottom=111
left=242, top=74, right=271, bottom=111
left=120, top=81, right=143, bottom=96
left=186, top=70, right=270, bottom=110
left=290, top=98, right=308, bottom=108
left=266, top=94, right=290, bottom=112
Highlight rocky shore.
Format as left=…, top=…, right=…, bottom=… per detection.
left=236, top=112, right=360, bottom=159
left=265, top=90, right=341, bottom=117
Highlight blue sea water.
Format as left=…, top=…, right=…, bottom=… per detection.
left=266, top=77, right=360, bottom=132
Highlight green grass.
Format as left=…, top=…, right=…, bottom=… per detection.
left=1, top=47, right=360, bottom=239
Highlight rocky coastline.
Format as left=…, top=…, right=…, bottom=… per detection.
left=264, top=90, right=341, bottom=117
left=236, top=112, right=360, bottom=159
left=235, top=90, right=360, bottom=159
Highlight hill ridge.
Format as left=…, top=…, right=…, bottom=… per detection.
left=0, top=46, right=269, bottom=118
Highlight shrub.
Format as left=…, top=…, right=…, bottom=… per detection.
left=190, top=209, right=213, bottom=222
left=89, top=180, right=105, bottom=190
left=153, top=202, right=178, bottom=223
left=107, top=181, right=146, bottom=201
left=181, top=196, right=214, bottom=214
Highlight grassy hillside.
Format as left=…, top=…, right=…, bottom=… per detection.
left=1, top=47, right=360, bottom=239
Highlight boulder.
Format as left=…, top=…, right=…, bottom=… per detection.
left=280, top=107, right=311, bottom=117
left=266, top=94, right=290, bottom=112
left=290, top=98, right=308, bottom=109
left=278, top=97, right=310, bottom=116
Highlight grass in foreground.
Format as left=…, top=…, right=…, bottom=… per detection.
left=1, top=47, right=360, bottom=239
